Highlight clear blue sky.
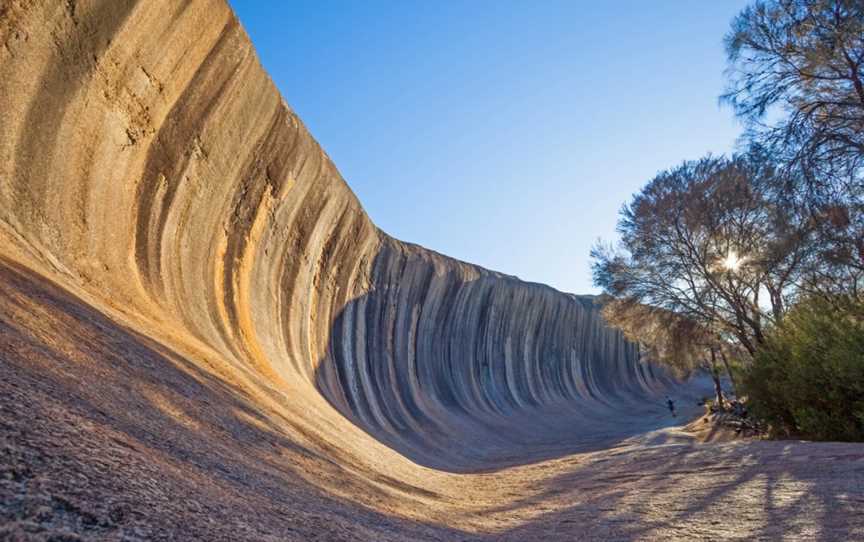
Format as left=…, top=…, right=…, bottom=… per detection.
left=228, top=1, right=749, bottom=294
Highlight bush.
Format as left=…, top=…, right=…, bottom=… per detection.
left=741, top=295, right=864, bottom=441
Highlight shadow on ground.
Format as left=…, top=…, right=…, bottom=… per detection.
left=0, top=257, right=469, bottom=541
left=312, top=248, right=713, bottom=473
left=2, top=257, right=862, bottom=541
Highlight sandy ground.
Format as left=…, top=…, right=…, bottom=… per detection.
left=1, top=258, right=863, bottom=542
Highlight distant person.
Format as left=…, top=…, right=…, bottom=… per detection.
left=666, top=396, right=676, bottom=417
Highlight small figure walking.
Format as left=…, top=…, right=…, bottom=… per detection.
left=666, top=396, right=676, bottom=417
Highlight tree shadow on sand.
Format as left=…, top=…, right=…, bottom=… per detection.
left=474, top=437, right=864, bottom=540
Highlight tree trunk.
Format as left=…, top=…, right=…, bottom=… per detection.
left=718, top=348, right=737, bottom=398
left=709, top=348, right=725, bottom=408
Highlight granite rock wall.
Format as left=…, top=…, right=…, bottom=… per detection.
left=0, top=0, right=672, bottom=471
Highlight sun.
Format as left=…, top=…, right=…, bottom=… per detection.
left=721, top=250, right=743, bottom=272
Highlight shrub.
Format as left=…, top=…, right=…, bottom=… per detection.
left=741, top=295, right=864, bottom=441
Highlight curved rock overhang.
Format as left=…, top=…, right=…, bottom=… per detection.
left=0, top=0, right=684, bottom=473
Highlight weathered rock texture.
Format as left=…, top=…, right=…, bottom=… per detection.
left=0, top=0, right=674, bottom=471
left=4, top=2, right=862, bottom=541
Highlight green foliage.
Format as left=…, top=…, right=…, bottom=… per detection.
left=741, top=295, right=864, bottom=441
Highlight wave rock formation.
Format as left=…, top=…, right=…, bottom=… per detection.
left=18, top=2, right=851, bottom=540
left=1, top=0, right=678, bottom=471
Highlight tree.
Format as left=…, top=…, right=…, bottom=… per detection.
left=591, top=152, right=812, bottom=360
left=600, top=297, right=731, bottom=406
left=722, top=0, right=864, bottom=285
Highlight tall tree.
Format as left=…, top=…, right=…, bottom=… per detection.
left=723, top=0, right=864, bottom=284
left=591, top=152, right=811, bottom=358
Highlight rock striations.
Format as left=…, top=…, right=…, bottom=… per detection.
left=0, top=0, right=676, bottom=472
left=6, top=3, right=864, bottom=541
